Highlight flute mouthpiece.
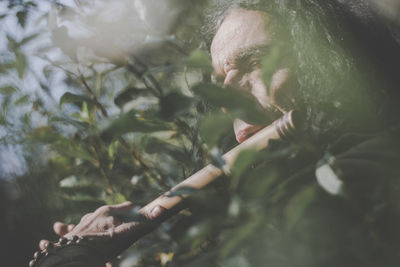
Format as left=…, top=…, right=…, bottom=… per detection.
left=274, top=110, right=303, bottom=139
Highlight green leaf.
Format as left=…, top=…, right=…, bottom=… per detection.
left=0, top=86, right=18, bottom=95
left=103, top=193, right=127, bottom=205
left=199, top=111, right=232, bottom=147
left=220, top=214, right=263, bottom=259
left=159, top=92, right=195, bottom=120
left=25, top=1, right=38, bottom=8
left=261, top=45, right=283, bottom=86
left=100, top=112, right=169, bottom=142
left=108, top=140, right=119, bottom=169
left=16, top=10, right=28, bottom=28
left=15, top=51, right=27, bottom=79
left=20, top=33, right=40, bottom=46
left=50, top=116, right=90, bottom=130
left=114, top=87, right=152, bottom=108
left=285, top=186, right=316, bottom=231
left=29, top=126, right=60, bottom=143
left=14, top=94, right=29, bottom=105
left=186, top=49, right=213, bottom=72
left=6, top=35, right=18, bottom=51
left=230, top=149, right=259, bottom=189
left=142, top=136, right=190, bottom=163
left=193, top=83, right=274, bottom=125
left=59, top=175, right=80, bottom=188
left=59, top=92, right=94, bottom=109
left=59, top=175, right=104, bottom=189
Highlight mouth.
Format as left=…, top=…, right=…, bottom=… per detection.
left=235, top=124, right=264, bottom=143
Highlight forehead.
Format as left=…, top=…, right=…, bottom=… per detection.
left=210, top=9, right=272, bottom=74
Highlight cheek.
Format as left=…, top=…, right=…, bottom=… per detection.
left=269, top=68, right=297, bottom=111
left=248, top=70, right=270, bottom=109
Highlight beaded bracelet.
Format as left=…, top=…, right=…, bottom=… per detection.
left=29, top=236, right=88, bottom=267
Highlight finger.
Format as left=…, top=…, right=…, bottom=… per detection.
left=39, top=239, right=49, bottom=250
left=53, top=221, right=68, bottom=236
left=105, top=262, right=113, bottom=267
left=109, top=201, right=134, bottom=210
left=67, top=224, right=75, bottom=232
left=142, top=205, right=167, bottom=221
left=80, top=212, right=94, bottom=222
left=114, top=205, right=167, bottom=237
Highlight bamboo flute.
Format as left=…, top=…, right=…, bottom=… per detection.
left=140, top=110, right=301, bottom=217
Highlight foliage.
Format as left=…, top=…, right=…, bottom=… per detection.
left=1, top=1, right=400, bottom=267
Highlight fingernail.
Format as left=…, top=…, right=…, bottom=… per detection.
left=151, top=206, right=162, bottom=217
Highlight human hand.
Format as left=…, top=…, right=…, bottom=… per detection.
left=38, top=221, right=75, bottom=250
left=38, top=201, right=167, bottom=263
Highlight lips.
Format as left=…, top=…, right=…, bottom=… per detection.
left=235, top=123, right=263, bottom=143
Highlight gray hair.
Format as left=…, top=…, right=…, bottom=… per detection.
left=202, top=0, right=400, bottom=143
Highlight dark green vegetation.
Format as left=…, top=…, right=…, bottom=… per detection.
left=1, top=0, right=400, bottom=266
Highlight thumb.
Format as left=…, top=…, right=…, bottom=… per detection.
left=142, top=205, right=167, bottom=221
left=113, top=206, right=166, bottom=240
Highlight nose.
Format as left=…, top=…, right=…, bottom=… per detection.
left=226, top=71, right=270, bottom=143
left=227, top=69, right=286, bottom=143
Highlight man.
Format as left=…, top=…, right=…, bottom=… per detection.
left=32, top=0, right=400, bottom=266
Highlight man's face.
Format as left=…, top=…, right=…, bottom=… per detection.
left=210, top=8, right=296, bottom=143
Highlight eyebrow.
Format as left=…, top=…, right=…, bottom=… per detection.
left=212, top=45, right=271, bottom=81
left=234, top=45, right=270, bottom=66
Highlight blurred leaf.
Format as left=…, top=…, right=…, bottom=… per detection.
left=285, top=186, right=316, bottom=231
left=159, top=252, right=174, bottom=266
left=0, top=95, right=11, bottom=124
left=103, top=193, right=127, bottom=205
left=230, top=149, right=258, bottom=189
left=60, top=175, right=105, bottom=189
left=114, top=87, right=153, bottom=108
left=25, top=1, right=37, bottom=8
left=14, top=94, right=29, bottom=105
left=61, top=192, right=102, bottom=203
left=6, top=35, right=17, bottom=51
left=108, top=140, right=119, bottom=159
left=15, top=51, right=27, bottom=79
left=261, top=46, right=282, bottom=86
left=220, top=214, right=263, bottom=259
left=199, top=111, right=232, bottom=146
left=50, top=116, right=90, bottom=130
left=108, top=140, right=119, bottom=169
left=315, top=158, right=344, bottom=196
left=168, top=186, right=200, bottom=198
left=53, top=139, right=97, bottom=164
left=16, top=10, right=28, bottom=28
left=29, top=126, right=60, bottom=143
left=20, top=33, right=40, bottom=46
left=0, top=86, right=18, bottom=95
left=193, top=83, right=272, bottom=125
left=142, top=136, right=189, bottom=163
left=146, top=64, right=180, bottom=75
left=59, top=92, right=94, bottom=109
left=47, top=6, right=57, bottom=29
left=186, top=49, right=213, bottom=72
left=52, top=26, right=78, bottom=60
left=100, top=112, right=168, bottom=142
left=159, top=92, right=195, bottom=120
left=59, top=175, right=80, bottom=188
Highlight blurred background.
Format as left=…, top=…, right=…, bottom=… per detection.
left=0, top=0, right=399, bottom=266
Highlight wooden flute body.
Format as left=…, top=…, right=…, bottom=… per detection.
left=140, top=110, right=301, bottom=216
